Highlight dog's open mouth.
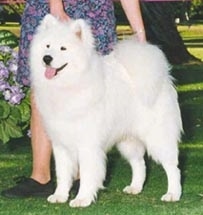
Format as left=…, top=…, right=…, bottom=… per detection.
left=45, top=63, right=68, bottom=79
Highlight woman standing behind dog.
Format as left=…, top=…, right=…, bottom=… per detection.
left=1, top=0, right=146, bottom=198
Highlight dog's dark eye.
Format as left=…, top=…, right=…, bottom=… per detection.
left=61, top=46, right=66, bottom=51
left=46, top=45, right=50, bottom=48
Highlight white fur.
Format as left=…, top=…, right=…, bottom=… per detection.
left=30, top=14, right=182, bottom=207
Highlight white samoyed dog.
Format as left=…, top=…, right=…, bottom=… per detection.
left=30, top=14, right=182, bottom=208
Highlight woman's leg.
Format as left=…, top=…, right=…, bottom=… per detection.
left=30, top=94, right=52, bottom=184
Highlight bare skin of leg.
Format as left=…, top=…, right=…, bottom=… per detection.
left=30, top=93, right=52, bottom=184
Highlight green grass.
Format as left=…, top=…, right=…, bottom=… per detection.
left=0, top=22, right=203, bottom=215
left=178, top=23, right=203, bottom=61
left=1, top=142, right=203, bottom=215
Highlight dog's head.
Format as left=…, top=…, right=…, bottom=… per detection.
left=30, top=14, right=95, bottom=83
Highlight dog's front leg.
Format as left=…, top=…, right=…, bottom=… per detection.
left=161, top=162, right=181, bottom=202
left=69, top=146, right=106, bottom=208
left=47, top=145, right=76, bottom=203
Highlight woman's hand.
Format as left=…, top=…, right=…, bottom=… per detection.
left=49, top=0, right=70, bottom=21
left=120, top=0, right=146, bottom=42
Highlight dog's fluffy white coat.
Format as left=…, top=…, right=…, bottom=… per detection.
left=30, top=14, right=182, bottom=207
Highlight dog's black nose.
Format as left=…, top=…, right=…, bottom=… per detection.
left=43, top=55, right=53, bottom=65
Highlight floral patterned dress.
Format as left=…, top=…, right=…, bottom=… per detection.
left=17, top=0, right=117, bottom=86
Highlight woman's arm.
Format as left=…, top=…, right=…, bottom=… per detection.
left=49, top=0, right=70, bottom=21
left=120, top=0, right=146, bottom=42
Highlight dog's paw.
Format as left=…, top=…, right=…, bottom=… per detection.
left=47, top=194, right=68, bottom=203
left=69, top=198, right=92, bottom=208
left=123, top=185, right=142, bottom=195
left=161, top=192, right=180, bottom=202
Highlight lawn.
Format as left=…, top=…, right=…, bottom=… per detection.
left=178, top=22, right=203, bottom=61
left=0, top=22, right=203, bottom=215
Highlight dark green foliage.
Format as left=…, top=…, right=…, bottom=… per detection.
left=0, top=30, right=18, bottom=48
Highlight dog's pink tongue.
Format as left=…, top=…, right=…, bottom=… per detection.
left=45, top=67, right=57, bottom=79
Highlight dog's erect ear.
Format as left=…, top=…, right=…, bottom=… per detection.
left=38, top=14, right=59, bottom=32
left=70, top=19, right=95, bottom=49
